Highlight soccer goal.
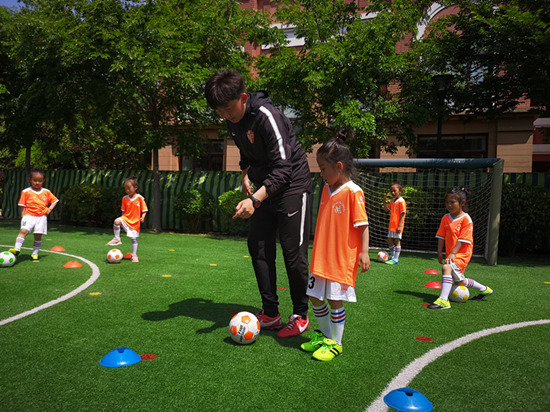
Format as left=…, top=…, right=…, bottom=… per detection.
left=355, top=158, right=504, bottom=266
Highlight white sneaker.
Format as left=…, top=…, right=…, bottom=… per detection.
left=131, top=255, right=139, bottom=263
left=107, top=238, right=122, bottom=246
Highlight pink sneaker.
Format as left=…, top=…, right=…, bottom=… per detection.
left=131, top=255, right=139, bottom=263
left=277, top=314, right=309, bottom=338
left=256, top=310, right=282, bottom=330
left=107, top=238, right=122, bottom=246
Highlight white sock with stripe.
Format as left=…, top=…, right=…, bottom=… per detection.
left=131, top=238, right=138, bottom=256
left=14, top=237, right=24, bottom=250
left=312, top=303, right=331, bottom=338
left=113, top=225, right=121, bottom=239
left=439, top=275, right=453, bottom=301
left=32, top=241, right=42, bottom=255
left=466, top=278, right=486, bottom=292
left=330, top=307, right=346, bottom=345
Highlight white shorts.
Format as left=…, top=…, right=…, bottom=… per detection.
left=387, top=230, right=402, bottom=239
left=306, top=273, right=357, bottom=302
left=449, top=261, right=466, bottom=282
left=120, top=218, right=139, bottom=238
left=21, top=215, right=48, bottom=235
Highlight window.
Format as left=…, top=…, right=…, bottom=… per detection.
left=179, top=140, right=224, bottom=171
left=417, top=134, right=487, bottom=158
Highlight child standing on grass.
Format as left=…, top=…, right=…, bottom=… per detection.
left=428, top=187, right=493, bottom=310
left=10, top=168, right=58, bottom=262
left=301, top=134, right=370, bottom=361
left=383, top=182, right=406, bottom=264
left=106, top=176, right=148, bottom=263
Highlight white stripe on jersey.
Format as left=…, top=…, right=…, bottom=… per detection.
left=259, top=106, right=286, bottom=160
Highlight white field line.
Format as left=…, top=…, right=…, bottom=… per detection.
left=366, top=319, right=550, bottom=412
left=0, top=245, right=100, bottom=326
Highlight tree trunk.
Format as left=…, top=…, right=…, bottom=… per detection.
left=152, top=147, right=162, bottom=232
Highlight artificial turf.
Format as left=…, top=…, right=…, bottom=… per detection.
left=0, top=221, right=549, bottom=411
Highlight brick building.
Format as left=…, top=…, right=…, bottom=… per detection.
left=157, top=2, right=548, bottom=173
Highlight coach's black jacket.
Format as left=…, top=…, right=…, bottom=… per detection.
left=226, top=91, right=312, bottom=199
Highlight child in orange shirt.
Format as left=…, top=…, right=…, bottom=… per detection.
left=10, top=168, right=58, bottom=262
left=428, top=187, right=493, bottom=309
left=106, top=176, right=148, bottom=262
left=301, top=135, right=370, bottom=361
left=383, top=182, right=406, bottom=264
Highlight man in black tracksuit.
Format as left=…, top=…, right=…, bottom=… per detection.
left=205, top=70, right=311, bottom=338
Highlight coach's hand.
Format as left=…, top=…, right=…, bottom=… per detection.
left=233, top=198, right=255, bottom=219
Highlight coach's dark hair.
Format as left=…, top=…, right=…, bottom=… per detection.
left=446, top=186, right=471, bottom=212
left=125, top=175, right=139, bottom=192
left=205, top=69, right=246, bottom=109
left=317, top=130, right=357, bottom=179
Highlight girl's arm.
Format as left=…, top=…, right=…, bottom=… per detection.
left=437, top=238, right=445, bottom=264
left=140, top=211, right=147, bottom=223
left=19, top=206, right=26, bottom=217
left=445, top=240, right=465, bottom=264
left=383, top=194, right=390, bottom=212
left=397, top=213, right=405, bottom=233
left=359, top=225, right=371, bottom=272
left=47, top=202, right=58, bottom=214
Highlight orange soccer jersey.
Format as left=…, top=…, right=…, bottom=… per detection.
left=18, top=187, right=58, bottom=217
left=436, top=213, right=474, bottom=273
left=120, top=194, right=148, bottom=232
left=388, top=197, right=406, bottom=232
left=310, top=181, right=369, bottom=287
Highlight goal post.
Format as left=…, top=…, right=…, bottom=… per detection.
left=354, top=158, right=504, bottom=266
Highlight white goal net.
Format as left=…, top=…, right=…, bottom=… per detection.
left=355, top=159, right=504, bottom=264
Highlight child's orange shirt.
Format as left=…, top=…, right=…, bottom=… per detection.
left=310, top=181, right=369, bottom=287
left=121, top=194, right=148, bottom=232
left=436, top=212, right=473, bottom=273
left=388, top=197, right=406, bottom=232
left=18, top=187, right=58, bottom=217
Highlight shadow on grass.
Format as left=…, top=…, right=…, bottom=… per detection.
left=141, top=298, right=258, bottom=334
left=394, top=289, right=437, bottom=304
left=141, top=298, right=310, bottom=348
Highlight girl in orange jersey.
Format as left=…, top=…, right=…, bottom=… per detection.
left=106, top=176, right=148, bottom=262
left=301, top=134, right=370, bottom=361
left=428, top=187, right=493, bottom=309
left=9, top=168, right=59, bottom=262
left=383, top=182, right=406, bottom=264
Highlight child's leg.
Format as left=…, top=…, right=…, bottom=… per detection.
left=32, top=233, right=42, bottom=255
left=328, top=300, right=345, bottom=345
left=10, top=229, right=29, bottom=255
left=466, top=278, right=493, bottom=300
left=393, top=239, right=402, bottom=261
left=113, top=218, right=122, bottom=239
left=131, top=237, right=138, bottom=259
left=309, top=296, right=331, bottom=338
left=387, top=237, right=395, bottom=257
left=438, top=264, right=454, bottom=301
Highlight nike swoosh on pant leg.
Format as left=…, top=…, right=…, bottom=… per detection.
left=287, top=211, right=298, bottom=217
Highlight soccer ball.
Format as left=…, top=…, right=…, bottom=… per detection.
left=0, top=251, right=16, bottom=267
left=107, top=249, right=123, bottom=264
left=449, top=285, right=470, bottom=303
left=377, top=250, right=389, bottom=263
left=229, top=311, right=260, bottom=345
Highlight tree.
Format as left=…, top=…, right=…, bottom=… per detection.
left=254, top=0, right=434, bottom=157
left=412, top=0, right=550, bottom=118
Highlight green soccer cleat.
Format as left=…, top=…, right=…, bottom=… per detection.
left=31, top=254, right=40, bottom=262
left=471, top=286, right=493, bottom=301
left=428, top=298, right=451, bottom=310
left=385, top=258, right=399, bottom=265
left=300, top=331, right=325, bottom=352
left=312, top=338, right=342, bottom=362
left=9, top=248, right=20, bottom=257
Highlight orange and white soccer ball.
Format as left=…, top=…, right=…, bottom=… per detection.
left=377, top=250, right=389, bottom=263
left=229, top=311, right=260, bottom=345
left=449, top=285, right=470, bottom=302
left=107, top=249, right=123, bottom=264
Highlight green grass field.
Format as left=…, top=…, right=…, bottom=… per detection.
left=0, top=220, right=549, bottom=411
